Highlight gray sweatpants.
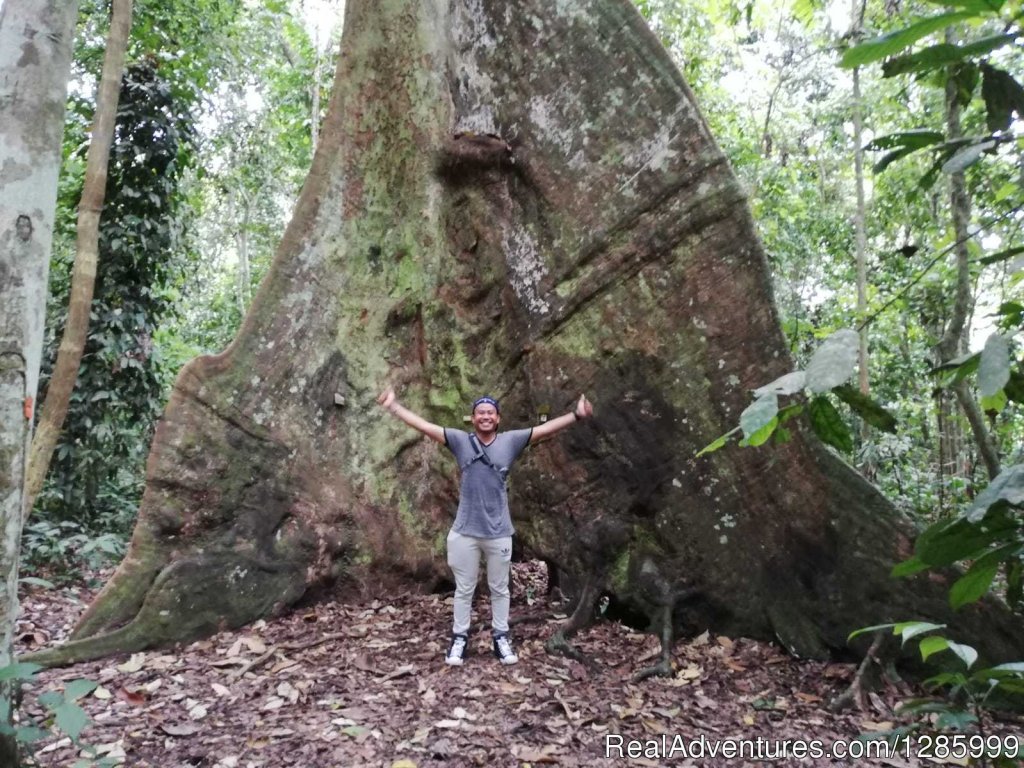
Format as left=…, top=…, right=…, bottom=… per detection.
left=446, top=530, right=513, bottom=636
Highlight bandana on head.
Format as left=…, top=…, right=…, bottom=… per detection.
left=472, top=396, right=500, bottom=413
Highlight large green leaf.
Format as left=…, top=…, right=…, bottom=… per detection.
left=933, top=350, right=981, bottom=385
left=895, top=620, right=946, bottom=644
left=865, top=130, right=945, bottom=151
left=981, top=63, right=1024, bottom=133
left=949, top=557, right=1001, bottom=609
left=840, top=11, right=977, bottom=69
left=916, top=516, right=1014, bottom=565
left=740, top=394, right=778, bottom=440
left=980, top=246, right=1024, bottom=265
left=918, top=0, right=1005, bottom=11
left=832, top=385, right=898, bottom=432
left=753, top=371, right=806, bottom=398
left=805, top=329, right=859, bottom=392
left=64, top=679, right=99, bottom=702
left=809, top=396, right=853, bottom=452
left=919, top=634, right=950, bottom=661
left=881, top=33, right=1017, bottom=78
left=941, top=139, right=996, bottom=174
left=892, top=554, right=930, bottom=578
left=739, top=417, right=779, bottom=448
left=980, top=388, right=1008, bottom=414
left=947, top=641, right=978, bottom=669
left=867, top=131, right=945, bottom=173
left=695, top=428, right=737, bottom=458
left=0, top=662, right=42, bottom=682
left=964, top=464, right=1024, bottom=520
left=54, top=701, right=89, bottom=741
left=1008, top=560, right=1023, bottom=606
left=978, top=332, right=1011, bottom=397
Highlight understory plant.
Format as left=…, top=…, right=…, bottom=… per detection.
left=0, top=663, right=114, bottom=767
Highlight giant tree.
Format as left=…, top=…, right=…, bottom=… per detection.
left=29, top=0, right=1023, bottom=668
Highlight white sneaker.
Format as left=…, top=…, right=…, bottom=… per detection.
left=493, top=633, right=518, bottom=665
left=446, top=634, right=468, bottom=666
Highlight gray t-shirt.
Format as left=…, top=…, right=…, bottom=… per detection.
left=444, top=427, right=533, bottom=538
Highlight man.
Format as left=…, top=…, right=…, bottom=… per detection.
left=377, top=387, right=593, bottom=666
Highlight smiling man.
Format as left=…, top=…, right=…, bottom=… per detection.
left=377, top=388, right=593, bottom=666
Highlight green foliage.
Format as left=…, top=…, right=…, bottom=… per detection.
left=895, top=463, right=1023, bottom=610
left=21, top=521, right=125, bottom=584
left=847, top=625, right=1024, bottom=764
left=697, top=330, right=895, bottom=457
left=0, top=664, right=114, bottom=766
left=39, top=60, right=198, bottom=529
left=840, top=12, right=979, bottom=69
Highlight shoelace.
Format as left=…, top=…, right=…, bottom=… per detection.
left=496, top=637, right=514, bottom=657
left=449, top=637, right=467, bottom=657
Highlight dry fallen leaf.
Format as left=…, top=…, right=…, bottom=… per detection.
left=677, top=664, right=702, bottom=680
left=513, top=744, right=562, bottom=763
left=160, top=723, right=201, bottom=737
left=116, top=687, right=146, bottom=706
left=117, top=653, right=146, bottom=673
left=353, top=654, right=375, bottom=673
left=690, top=630, right=711, bottom=647
left=795, top=692, right=822, bottom=703
left=859, top=720, right=894, bottom=732
left=262, top=696, right=285, bottom=711
left=241, top=636, right=267, bottom=654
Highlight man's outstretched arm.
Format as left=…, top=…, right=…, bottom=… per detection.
left=377, top=387, right=446, bottom=444
left=529, top=394, right=593, bottom=443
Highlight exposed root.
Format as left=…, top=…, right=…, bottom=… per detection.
left=830, top=631, right=887, bottom=712
left=632, top=604, right=675, bottom=682
left=633, top=657, right=675, bottom=682
left=545, top=576, right=600, bottom=662
left=23, top=552, right=305, bottom=667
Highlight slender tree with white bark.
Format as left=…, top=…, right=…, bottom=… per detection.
left=0, top=0, right=79, bottom=760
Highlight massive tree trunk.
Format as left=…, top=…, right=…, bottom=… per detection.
left=0, top=0, right=80, bottom=759
left=32, top=0, right=1022, bottom=667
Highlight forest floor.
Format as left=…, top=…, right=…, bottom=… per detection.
left=13, top=562, right=1020, bottom=768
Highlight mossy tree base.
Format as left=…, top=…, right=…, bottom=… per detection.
left=38, top=0, right=1023, bottom=669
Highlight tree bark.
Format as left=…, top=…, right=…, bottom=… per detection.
left=938, top=28, right=1000, bottom=481
left=25, top=0, right=134, bottom=512
left=32, top=0, right=1022, bottom=668
left=850, top=0, right=869, bottom=400
left=0, top=0, right=79, bottom=757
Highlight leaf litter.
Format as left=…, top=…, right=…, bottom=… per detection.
left=13, top=562, right=1021, bottom=767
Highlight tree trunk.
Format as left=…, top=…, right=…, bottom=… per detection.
left=33, top=0, right=1023, bottom=668
left=0, top=0, right=79, bottom=757
left=937, top=27, right=1000, bottom=482
left=850, top=0, right=869, bottom=401
left=230, top=187, right=252, bottom=314
left=25, top=0, right=133, bottom=513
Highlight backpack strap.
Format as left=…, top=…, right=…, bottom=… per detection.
left=466, top=434, right=509, bottom=482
